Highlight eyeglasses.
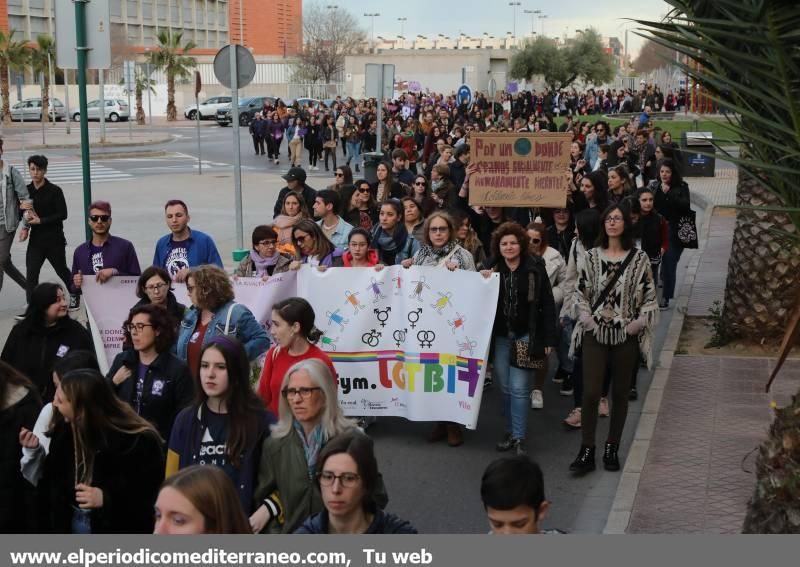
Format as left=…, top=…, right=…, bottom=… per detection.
left=257, top=240, right=277, bottom=247
left=414, top=181, right=426, bottom=186
left=124, top=322, right=154, bottom=333
left=89, top=215, right=110, bottom=222
left=294, top=234, right=311, bottom=245
left=318, top=471, right=361, bottom=488
left=144, top=283, right=168, bottom=292
left=356, top=187, right=370, bottom=193
left=429, top=226, right=449, bottom=233
left=605, top=216, right=624, bottom=224
left=335, top=172, right=344, bottom=177
left=282, top=386, right=321, bottom=399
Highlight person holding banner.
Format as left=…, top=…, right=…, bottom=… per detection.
left=251, top=359, right=360, bottom=534
left=342, top=228, right=380, bottom=268
left=257, top=297, right=337, bottom=416
left=482, top=222, right=556, bottom=455
left=176, top=266, right=269, bottom=378
left=107, top=304, right=194, bottom=440
left=402, top=197, right=427, bottom=242
left=153, top=200, right=223, bottom=283
left=132, top=266, right=187, bottom=329
left=167, top=337, right=273, bottom=515
left=289, top=220, right=345, bottom=269
left=234, top=225, right=292, bottom=279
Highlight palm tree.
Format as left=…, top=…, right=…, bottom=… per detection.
left=29, top=34, right=55, bottom=124
left=146, top=30, right=196, bottom=121
left=0, top=29, right=30, bottom=125
left=120, top=69, right=155, bottom=125
left=638, top=0, right=800, bottom=534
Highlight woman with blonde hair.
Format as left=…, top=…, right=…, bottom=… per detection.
left=154, top=465, right=251, bottom=534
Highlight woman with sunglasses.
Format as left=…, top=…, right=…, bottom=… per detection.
left=289, top=220, right=344, bottom=269
left=342, top=181, right=378, bottom=232
left=274, top=191, right=310, bottom=255
left=371, top=200, right=419, bottom=266
left=167, top=337, right=273, bottom=515
left=410, top=175, right=437, bottom=218
left=107, top=304, right=193, bottom=441
left=252, top=359, right=360, bottom=533
left=327, top=165, right=353, bottom=193
left=235, top=225, right=292, bottom=279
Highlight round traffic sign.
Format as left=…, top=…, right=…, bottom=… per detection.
left=457, top=84, right=472, bottom=107
left=213, top=45, right=256, bottom=89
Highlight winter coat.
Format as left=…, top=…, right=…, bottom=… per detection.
left=540, top=246, right=568, bottom=306
left=295, top=509, right=417, bottom=534
left=235, top=253, right=293, bottom=278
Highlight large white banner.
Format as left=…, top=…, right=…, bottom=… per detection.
left=297, top=266, right=499, bottom=429
left=82, top=272, right=298, bottom=372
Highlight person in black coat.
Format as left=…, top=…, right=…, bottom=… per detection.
left=651, top=159, right=690, bottom=309
left=107, top=304, right=194, bottom=440
left=0, top=361, right=41, bottom=533
left=1, top=283, right=93, bottom=402
left=40, top=369, right=164, bottom=533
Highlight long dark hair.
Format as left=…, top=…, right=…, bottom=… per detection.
left=658, top=158, right=684, bottom=188
left=0, top=360, right=40, bottom=409
left=575, top=208, right=601, bottom=251
left=315, top=431, right=381, bottom=513
left=196, top=337, right=264, bottom=469
left=20, top=283, right=64, bottom=331
left=597, top=205, right=634, bottom=251
left=271, top=297, right=323, bottom=344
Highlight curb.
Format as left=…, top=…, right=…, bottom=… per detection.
left=602, top=195, right=717, bottom=534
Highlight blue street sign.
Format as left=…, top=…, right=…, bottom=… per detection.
left=457, top=84, right=472, bottom=107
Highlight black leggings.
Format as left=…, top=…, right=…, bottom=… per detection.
left=307, top=145, right=320, bottom=167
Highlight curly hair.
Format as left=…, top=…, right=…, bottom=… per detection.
left=188, top=265, right=234, bottom=311
left=490, top=222, right=531, bottom=260
left=136, top=266, right=173, bottom=300
left=124, top=303, right=178, bottom=354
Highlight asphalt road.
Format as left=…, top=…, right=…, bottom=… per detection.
left=0, top=121, right=695, bottom=534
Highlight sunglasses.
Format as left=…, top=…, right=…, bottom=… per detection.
left=356, top=187, right=370, bottom=193
left=414, top=181, right=426, bottom=186
left=89, top=215, right=110, bottom=222
left=335, top=172, right=344, bottom=177
left=294, top=234, right=311, bottom=244
left=531, top=238, right=542, bottom=244
left=429, top=226, right=448, bottom=233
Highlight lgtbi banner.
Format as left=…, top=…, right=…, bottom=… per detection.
left=82, top=272, right=298, bottom=373
left=296, top=266, right=499, bottom=429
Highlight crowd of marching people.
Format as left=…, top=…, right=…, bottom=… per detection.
left=0, top=82, right=694, bottom=534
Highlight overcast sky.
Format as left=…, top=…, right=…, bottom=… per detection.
left=305, top=0, right=671, bottom=57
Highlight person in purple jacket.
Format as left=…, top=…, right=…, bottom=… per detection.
left=71, top=200, right=141, bottom=294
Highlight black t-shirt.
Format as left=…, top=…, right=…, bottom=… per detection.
left=195, top=406, right=235, bottom=479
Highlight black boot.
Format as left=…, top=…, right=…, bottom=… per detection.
left=603, top=442, right=620, bottom=471
left=569, top=445, right=596, bottom=474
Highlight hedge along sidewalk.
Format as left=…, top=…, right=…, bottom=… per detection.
left=603, top=190, right=713, bottom=535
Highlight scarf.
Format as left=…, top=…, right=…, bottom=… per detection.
left=431, top=179, right=444, bottom=192
left=414, top=241, right=458, bottom=267
left=250, top=250, right=280, bottom=277
left=372, top=224, right=408, bottom=263
left=293, top=420, right=326, bottom=479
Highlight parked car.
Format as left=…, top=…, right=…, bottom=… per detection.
left=183, top=96, right=233, bottom=120
left=10, top=97, right=66, bottom=121
left=72, top=99, right=130, bottom=122
left=215, top=96, right=276, bottom=127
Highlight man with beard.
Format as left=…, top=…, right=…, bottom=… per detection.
left=70, top=200, right=141, bottom=295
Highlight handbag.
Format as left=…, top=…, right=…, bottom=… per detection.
left=676, top=209, right=699, bottom=249
left=511, top=337, right=545, bottom=370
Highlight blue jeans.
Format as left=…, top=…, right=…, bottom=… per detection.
left=71, top=506, right=91, bottom=534
left=346, top=142, right=361, bottom=166
left=493, top=335, right=532, bottom=440
left=661, top=230, right=684, bottom=301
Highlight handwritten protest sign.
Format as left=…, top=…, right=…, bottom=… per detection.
left=469, top=132, right=572, bottom=208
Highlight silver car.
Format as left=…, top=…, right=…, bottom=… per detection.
left=9, top=98, right=66, bottom=121
left=72, top=99, right=130, bottom=122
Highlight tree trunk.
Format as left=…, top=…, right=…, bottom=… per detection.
left=1, top=63, right=10, bottom=125
left=721, top=169, right=800, bottom=340
left=166, top=74, right=176, bottom=121
left=41, top=76, right=50, bottom=124
left=135, top=87, right=145, bottom=125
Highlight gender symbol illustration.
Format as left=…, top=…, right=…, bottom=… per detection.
left=392, top=274, right=403, bottom=296
left=366, top=277, right=386, bottom=302
left=393, top=328, right=408, bottom=347
left=417, top=329, right=436, bottom=349
left=409, top=276, right=430, bottom=302
left=431, top=291, right=454, bottom=314
left=374, top=307, right=391, bottom=327
left=457, top=337, right=478, bottom=356
left=448, top=312, right=466, bottom=333
left=326, top=309, right=349, bottom=330
left=320, top=335, right=338, bottom=351
left=362, top=329, right=382, bottom=348
left=344, top=290, right=365, bottom=314
left=407, top=308, right=422, bottom=328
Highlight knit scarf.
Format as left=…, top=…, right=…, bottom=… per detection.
left=372, top=224, right=408, bottom=260
left=293, top=420, right=326, bottom=479
left=250, top=250, right=280, bottom=277
left=414, top=241, right=457, bottom=267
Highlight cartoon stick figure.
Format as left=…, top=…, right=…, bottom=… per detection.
left=344, top=290, right=365, bottom=314
left=457, top=337, right=478, bottom=356
left=431, top=291, right=453, bottom=314
left=326, top=309, right=349, bottom=329
left=320, top=335, right=338, bottom=351
left=392, top=274, right=403, bottom=295
left=366, top=278, right=386, bottom=302
left=448, top=312, right=466, bottom=333
left=409, top=276, right=430, bottom=302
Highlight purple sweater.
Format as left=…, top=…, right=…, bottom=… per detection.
left=70, top=235, right=141, bottom=293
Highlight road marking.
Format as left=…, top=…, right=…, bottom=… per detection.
left=11, top=161, right=133, bottom=184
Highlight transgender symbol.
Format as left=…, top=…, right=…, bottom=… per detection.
left=326, top=309, right=349, bottom=330
left=362, top=329, right=382, bottom=348
left=431, top=291, right=454, bottom=314
left=366, top=278, right=386, bottom=302
left=448, top=312, right=466, bottom=333
left=407, top=308, right=422, bottom=328
left=417, top=329, right=436, bottom=349
left=374, top=307, right=391, bottom=327
left=457, top=337, right=478, bottom=356
left=393, top=328, right=408, bottom=347
left=409, top=276, right=430, bottom=302
left=344, top=290, right=365, bottom=314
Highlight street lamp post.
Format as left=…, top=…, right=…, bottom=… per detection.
left=508, top=2, right=520, bottom=44
left=523, top=10, right=539, bottom=37
left=397, top=17, right=407, bottom=37
left=364, top=13, right=380, bottom=52
left=539, top=14, right=548, bottom=37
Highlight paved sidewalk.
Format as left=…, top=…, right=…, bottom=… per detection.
left=0, top=126, right=173, bottom=149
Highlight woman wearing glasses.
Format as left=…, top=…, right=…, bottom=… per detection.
left=235, top=225, right=292, bottom=279
left=410, top=175, right=437, bottom=218
left=289, top=220, right=345, bottom=269
left=167, top=337, right=273, bottom=516
left=252, top=359, right=359, bottom=534
left=132, top=266, right=186, bottom=325
left=342, top=181, right=378, bottom=232
left=326, top=165, right=353, bottom=193
left=295, top=431, right=416, bottom=534
left=257, top=298, right=337, bottom=416
left=569, top=205, right=657, bottom=475
left=107, top=304, right=193, bottom=440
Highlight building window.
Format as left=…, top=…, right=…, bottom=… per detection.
left=127, top=0, right=140, bottom=20
left=183, top=0, right=193, bottom=25
left=110, top=1, right=122, bottom=17
left=142, top=0, right=153, bottom=20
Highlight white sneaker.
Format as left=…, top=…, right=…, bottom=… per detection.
left=530, top=389, right=544, bottom=410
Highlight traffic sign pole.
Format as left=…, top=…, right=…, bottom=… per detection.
left=75, top=0, right=92, bottom=242
left=194, top=71, right=202, bottom=176
left=229, top=46, right=244, bottom=251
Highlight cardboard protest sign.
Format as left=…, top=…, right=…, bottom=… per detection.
left=469, top=132, right=572, bottom=208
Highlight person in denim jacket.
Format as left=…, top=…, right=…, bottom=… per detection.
left=175, top=265, right=269, bottom=379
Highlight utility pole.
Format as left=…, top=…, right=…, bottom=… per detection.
left=540, top=14, right=548, bottom=37
left=508, top=2, right=520, bottom=44
left=364, top=13, right=380, bottom=52
left=397, top=17, right=407, bottom=37
left=74, top=0, right=92, bottom=242
left=524, top=10, right=539, bottom=37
